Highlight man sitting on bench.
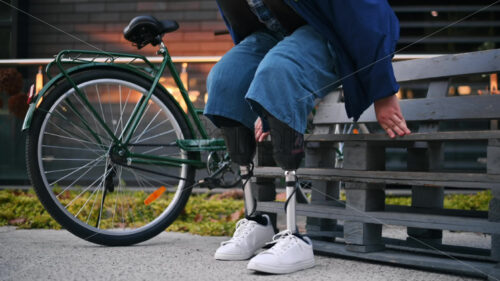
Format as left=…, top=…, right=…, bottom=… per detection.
left=204, top=0, right=411, bottom=274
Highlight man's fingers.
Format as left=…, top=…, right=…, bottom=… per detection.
left=391, top=124, right=406, bottom=136
left=258, top=131, right=270, bottom=142
left=255, top=118, right=263, bottom=141
left=390, top=116, right=411, bottom=136
left=384, top=127, right=396, bottom=138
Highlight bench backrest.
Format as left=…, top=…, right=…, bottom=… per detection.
left=313, top=48, right=500, bottom=125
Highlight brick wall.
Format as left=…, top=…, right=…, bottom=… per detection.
left=26, top=0, right=234, bottom=58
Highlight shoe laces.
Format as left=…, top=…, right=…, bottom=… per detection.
left=220, top=218, right=255, bottom=246
left=264, top=230, right=298, bottom=255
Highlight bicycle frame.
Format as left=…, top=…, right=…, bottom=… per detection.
left=22, top=42, right=226, bottom=170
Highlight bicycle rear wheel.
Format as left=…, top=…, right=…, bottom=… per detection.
left=26, top=68, right=196, bottom=246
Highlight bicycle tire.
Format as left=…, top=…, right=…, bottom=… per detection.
left=26, top=68, right=196, bottom=246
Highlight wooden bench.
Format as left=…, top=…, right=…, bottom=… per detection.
left=252, top=48, right=500, bottom=280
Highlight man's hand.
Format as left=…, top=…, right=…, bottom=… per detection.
left=255, top=117, right=270, bottom=142
left=374, top=94, right=411, bottom=138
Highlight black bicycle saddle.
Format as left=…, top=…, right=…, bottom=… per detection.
left=124, top=15, right=179, bottom=49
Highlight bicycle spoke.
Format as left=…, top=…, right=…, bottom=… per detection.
left=124, top=166, right=177, bottom=190
left=96, top=161, right=111, bottom=228
left=113, top=86, right=127, bottom=136
left=127, top=102, right=152, bottom=151
left=74, top=176, right=104, bottom=217
left=119, top=88, right=132, bottom=136
left=53, top=154, right=106, bottom=195
left=130, top=119, right=169, bottom=143
left=42, top=144, right=104, bottom=153
left=69, top=94, right=112, bottom=144
left=43, top=157, right=99, bottom=161
left=44, top=132, right=104, bottom=148
left=53, top=108, right=96, bottom=144
left=107, top=84, right=115, bottom=134
left=111, top=166, right=123, bottom=228
left=59, top=97, right=111, bottom=146
left=141, top=146, right=163, bottom=155
left=124, top=169, right=149, bottom=225
left=86, top=185, right=102, bottom=226
left=45, top=165, right=96, bottom=175
left=133, top=129, right=175, bottom=144
left=38, top=106, right=113, bottom=148
left=132, top=107, right=163, bottom=144
left=54, top=106, right=99, bottom=145
left=47, top=115, right=105, bottom=149
left=95, top=84, right=107, bottom=124
left=65, top=166, right=112, bottom=209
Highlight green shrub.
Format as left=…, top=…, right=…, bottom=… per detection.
left=0, top=189, right=492, bottom=235
left=0, top=189, right=243, bottom=236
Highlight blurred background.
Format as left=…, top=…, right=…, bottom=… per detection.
left=0, top=0, right=499, bottom=184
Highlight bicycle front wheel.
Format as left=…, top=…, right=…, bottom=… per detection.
left=26, top=68, right=196, bottom=246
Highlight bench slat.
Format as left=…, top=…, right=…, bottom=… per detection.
left=311, top=240, right=494, bottom=278
left=304, top=130, right=500, bottom=142
left=252, top=167, right=500, bottom=189
left=256, top=201, right=500, bottom=234
left=393, top=48, right=500, bottom=82
left=314, top=95, right=500, bottom=124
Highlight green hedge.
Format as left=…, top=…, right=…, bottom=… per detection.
left=0, top=189, right=492, bottom=236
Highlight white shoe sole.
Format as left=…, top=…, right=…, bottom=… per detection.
left=214, top=251, right=254, bottom=261
left=247, top=258, right=315, bottom=274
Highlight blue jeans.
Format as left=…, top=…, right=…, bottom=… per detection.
left=204, top=25, right=340, bottom=134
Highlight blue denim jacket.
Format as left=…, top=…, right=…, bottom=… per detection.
left=217, top=0, right=400, bottom=121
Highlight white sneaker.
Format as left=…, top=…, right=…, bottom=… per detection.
left=214, top=215, right=275, bottom=260
left=247, top=230, right=315, bottom=274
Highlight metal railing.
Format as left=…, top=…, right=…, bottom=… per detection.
left=0, top=54, right=441, bottom=66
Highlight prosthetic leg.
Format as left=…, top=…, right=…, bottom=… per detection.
left=219, top=125, right=257, bottom=217
left=246, top=113, right=315, bottom=274
left=265, top=113, right=304, bottom=234
left=214, top=119, right=275, bottom=261
left=218, top=118, right=267, bottom=225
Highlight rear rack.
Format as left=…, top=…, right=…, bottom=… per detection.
left=46, top=49, right=159, bottom=79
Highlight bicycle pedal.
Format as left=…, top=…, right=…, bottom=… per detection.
left=197, top=177, right=221, bottom=189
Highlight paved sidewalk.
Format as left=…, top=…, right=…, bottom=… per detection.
left=0, top=227, right=482, bottom=281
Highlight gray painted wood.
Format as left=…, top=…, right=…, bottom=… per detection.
left=382, top=237, right=493, bottom=262
left=425, top=80, right=449, bottom=98
left=392, top=48, right=500, bottom=83
left=407, top=124, right=444, bottom=244
left=305, top=135, right=340, bottom=237
left=488, top=144, right=500, bottom=175
left=489, top=266, right=500, bottom=281
left=312, top=240, right=496, bottom=279
left=314, top=95, right=500, bottom=124
left=385, top=205, right=488, bottom=218
left=343, top=142, right=386, bottom=252
left=252, top=141, right=277, bottom=230
left=488, top=140, right=500, bottom=262
left=255, top=202, right=500, bottom=234
left=490, top=196, right=500, bottom=262
left=252, top=167, right=500, bottom=189
left=304, top=130, right=500, bottom=142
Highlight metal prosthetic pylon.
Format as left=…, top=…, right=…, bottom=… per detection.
left=285, top=170, right=297, bottom=233
left=240, top=165, right=255, bottom=216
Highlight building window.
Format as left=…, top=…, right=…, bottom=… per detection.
left=0, top=0, right=16, bottom=59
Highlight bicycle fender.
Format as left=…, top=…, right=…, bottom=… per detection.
left=22, top=71, right=66, bottom=131
left=22, top=64, right=194, bottom=137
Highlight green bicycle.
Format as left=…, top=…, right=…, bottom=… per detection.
left=23, top=16, right=237, bottom=246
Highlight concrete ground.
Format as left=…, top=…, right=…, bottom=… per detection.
left=0, top=226, right=486, bottom=281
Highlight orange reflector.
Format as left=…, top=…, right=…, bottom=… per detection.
left=144, top=186, right=166, bottom=206
left=353, top=129, right=359, bottom=134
